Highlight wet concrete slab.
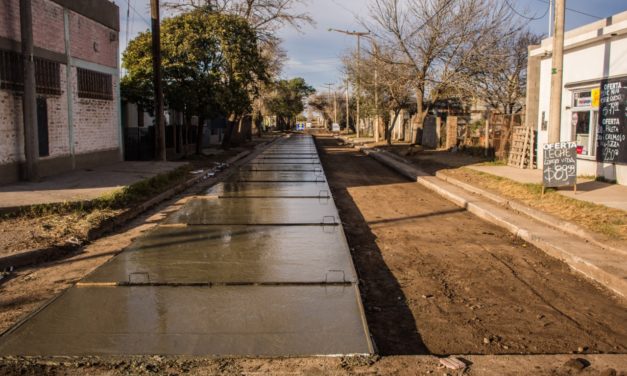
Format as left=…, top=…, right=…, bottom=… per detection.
left=241, top=164, right=324, bottom=172
left=207, top=182, right=330, bottom=198
left=81, top=225, right=356, bottom=284
left=0, top=134, right=374, bottom=357
left=261, top=152, right=319, bottom=156
left=164, top=197, right=339, bottom=225
left=0, top=285, right=373, bottom=356
left=257, top=155, right=320, bottom=160
left=251, top=159, right=321, bottom=164
left=228, top=170, right=326, bottom=182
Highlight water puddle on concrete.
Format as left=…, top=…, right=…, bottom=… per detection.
left=0, top=135, right=373, bottom=357
left=207, top=182, right=330, bottom=198
left=81, top=225, right=356, bottom=285
left=228, top=170, right=326, bottom=182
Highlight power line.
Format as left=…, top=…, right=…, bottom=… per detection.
left=127, top=1, right=152, bottom=27
left=504, top=0, right=549, bottom=21
left=535, top=0, right=602, bottom=20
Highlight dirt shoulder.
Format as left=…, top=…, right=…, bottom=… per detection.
left=317, top=136, right=626, bottom=356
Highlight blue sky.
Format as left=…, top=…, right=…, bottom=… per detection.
left=113, top=0, right=627, bottom=92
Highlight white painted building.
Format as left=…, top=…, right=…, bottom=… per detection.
left=527, top=10, right=627, bottom=185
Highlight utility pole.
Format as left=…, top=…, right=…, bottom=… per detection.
left=345, top=77, right=350, bottom=132
left=329, top=29, right=370, bottom=137
left=548, top=0, right=553, bottom=37
left=20, top=0, right=39, bottom=181
left=371, top=40, right=379, bottom=143
left=548, top=0, right=565, bottom=143
left=323, top=83, right=335, bottom=128
left=151, top=0, right=166, bottom=161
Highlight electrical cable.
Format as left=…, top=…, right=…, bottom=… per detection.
left=536, top=0, right=603, bottom=20
left=504, top=0, right=549, bottom=21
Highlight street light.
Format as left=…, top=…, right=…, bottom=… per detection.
left=329, top=28, right=369, bottom=139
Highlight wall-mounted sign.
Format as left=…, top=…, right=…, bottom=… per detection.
left=597, top=78, right=627, bottom=165
left=543, top=142, right=577, bottom=188
left=591, top=87, right=600, bottom=108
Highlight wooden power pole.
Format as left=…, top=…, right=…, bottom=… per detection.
left=548, top=0, right=565, bottom=143
left=345, top=77, right=350, bottom=132
left=151, top=0, right=166, bottom=161
left=328, top=29, right=370, bottom=138
left=20, top=0, right=39, bottom=181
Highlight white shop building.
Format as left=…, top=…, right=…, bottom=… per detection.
left=526, top=10, right=627, bottom=185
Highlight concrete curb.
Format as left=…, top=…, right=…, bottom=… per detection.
left=0, top=141, right=277, bottom=271
left=362, top=147, right=627, bottom=299
left=434, top=171, right=627, bottom=256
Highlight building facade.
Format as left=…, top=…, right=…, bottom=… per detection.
left=0, top=0, right=121, bottom=184
left=526, top=11, right=627, bottom=185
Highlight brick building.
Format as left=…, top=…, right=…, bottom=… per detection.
left=0, top=0, right=120, bottom=184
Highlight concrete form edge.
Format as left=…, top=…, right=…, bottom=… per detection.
left=362, top=148, right=626, bottom=299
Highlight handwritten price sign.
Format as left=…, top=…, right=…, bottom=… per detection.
left=543, top=142, right=577, bottom=188
left=597, top=78, right=627, bottom=164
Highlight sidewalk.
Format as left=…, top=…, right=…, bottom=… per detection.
left=0, top=161, right=188, bottom=210
left=469, top=165, right=627, bottom=211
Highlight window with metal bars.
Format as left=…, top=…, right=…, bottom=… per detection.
left=77, top=67, right=113, bottom=100
left=0, top=49, right=62, bottom=95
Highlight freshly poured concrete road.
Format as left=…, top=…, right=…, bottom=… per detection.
left=0, top=135, right=373, bottom=357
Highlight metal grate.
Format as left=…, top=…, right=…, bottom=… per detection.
left=0, top=49, right=62, bottom=95
left=77, top=67, right=113, bottom=100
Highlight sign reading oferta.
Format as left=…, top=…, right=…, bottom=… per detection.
left=543, top=142, right=577, bottom=188
left=597, top=77, right=627, bottom=165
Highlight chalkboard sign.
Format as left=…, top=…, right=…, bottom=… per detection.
left=597, top=77, right=627, bottom=164
left=543, top=142, right=577, bottom=188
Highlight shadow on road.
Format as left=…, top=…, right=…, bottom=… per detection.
left=316, top=136, right=428, bottom=356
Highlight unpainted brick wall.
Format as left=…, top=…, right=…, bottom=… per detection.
left=0, top=65, right=69, bottom=164
left=71, top=67, right=119, bottom=154
left=0, top=0, right=120, bottom=166
left=1, top=0, right=119, bottom=66
left=0, top=0, right=65, bottom=54
left=69, top=10, right=118, bottom=68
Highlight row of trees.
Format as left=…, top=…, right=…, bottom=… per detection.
left=331, top=0, right=541, bottom=145
left=121, top=0, right=315, bottom=152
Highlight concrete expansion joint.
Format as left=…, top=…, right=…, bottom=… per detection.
left=76, top=281, right=355, bottom=288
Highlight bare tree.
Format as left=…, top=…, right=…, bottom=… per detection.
left=366, top=0, right=519, bottom=144
left=344, top=44, right=413, bottom=144
left=471, top=30, right=542, bottom=157
left=165, top=0, right=313, bottom=41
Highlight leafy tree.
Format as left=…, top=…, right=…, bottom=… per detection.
left=121, top=10, right=267, bottom=152
left=264, top=78, right=315, bottom=129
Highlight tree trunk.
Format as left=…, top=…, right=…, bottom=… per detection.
left=387, top=109, right=401, bottom=145
left=413, top=89, right=427, bottom=145
left=221, top=114, right=238, bottom=149
left=499, top=111, right=516, bottom=160
left=184, top=112, right=191, bottom=156
left=195, top=116, right=205, bottom=155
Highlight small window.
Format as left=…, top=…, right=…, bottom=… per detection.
left=573, top=90, right=592, bottom=108
left=570, top=88, right=599, bottom=157
left=77, top=68, right=113, bottom=100
left=0, top=49, right=61, bottom=95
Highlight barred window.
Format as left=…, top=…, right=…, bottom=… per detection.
left=77, top=68, right=113, bottom=100
left=0, top=49, right=61, bottom=95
